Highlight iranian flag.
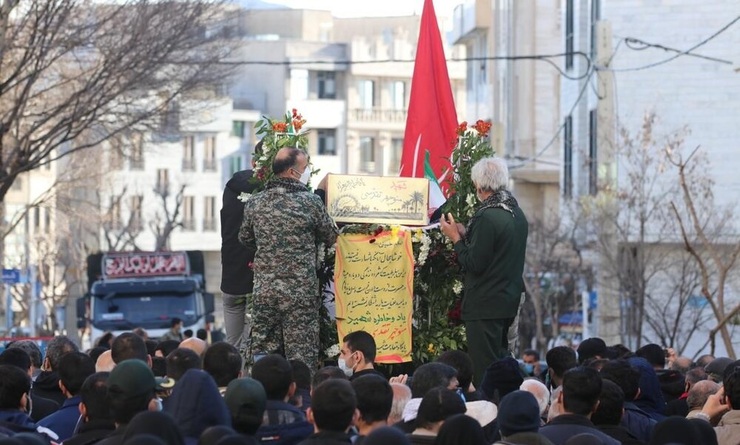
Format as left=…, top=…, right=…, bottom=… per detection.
left=425, top=151, right=446, bottom=213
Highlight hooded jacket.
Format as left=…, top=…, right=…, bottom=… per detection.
left=63, top=417, right=117, bottom=445
left=221, top=170, right=258, bottom=295
left=33, top=371, right=65, bottom=405
left=164, top=369, right=231, bottom=443
left=628, top=357, right=666, bottom=421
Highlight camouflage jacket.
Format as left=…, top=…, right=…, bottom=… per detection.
left=238, top=177, right=338, bottom=291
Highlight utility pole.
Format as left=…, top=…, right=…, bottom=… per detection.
left=595, top=20, right=620, bottom=346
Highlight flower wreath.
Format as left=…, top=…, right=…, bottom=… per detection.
left=252, top=108, right=318, bottom=188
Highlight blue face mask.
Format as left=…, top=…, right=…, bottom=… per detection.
left=455, top=388, right=466, bottom=403
left=523, top=363, right=535, bottom=375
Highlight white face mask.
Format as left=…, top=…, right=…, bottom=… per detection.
left=298, top=166, right=311, bottom=185
left=337, top=358, right=354, bottom=377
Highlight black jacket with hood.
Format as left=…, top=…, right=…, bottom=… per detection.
left=221, top=170, right=258, bottom=295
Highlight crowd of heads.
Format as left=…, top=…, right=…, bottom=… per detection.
left=0, top=330, right=734, bottom=445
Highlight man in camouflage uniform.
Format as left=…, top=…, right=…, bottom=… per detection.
left=239, top=147, right=337, bottom=370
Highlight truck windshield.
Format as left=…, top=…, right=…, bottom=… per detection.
left=91, top=293, right=198, bottom=330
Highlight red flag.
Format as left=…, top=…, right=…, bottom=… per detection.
left=399, top=0, right=458, bottom=193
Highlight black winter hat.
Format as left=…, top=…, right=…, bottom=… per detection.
left=577, top=337, right=607, bottom=363
left=480, top=357, right=524, bottom=401
left=497, top=390, right=541, bottom=436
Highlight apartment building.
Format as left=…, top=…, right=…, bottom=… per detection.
left=6, top=4, right=468, bottom=335
left=230, top=8, right=465, bottom=178
left=562, top=0, right=740, bottom=353
left=450, top=0, right=563, bottom=223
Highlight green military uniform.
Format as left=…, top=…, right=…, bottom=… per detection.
left=454, top=190, right=528, bottom=386
left=239, top=177, right=338, bottom=369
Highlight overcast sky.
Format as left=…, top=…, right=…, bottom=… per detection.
left=255, top=0, right=460, bottom=18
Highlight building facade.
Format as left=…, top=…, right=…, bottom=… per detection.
left=450, top=0, right=563, bottom=223
left=563, top=0, right=740, bottom=353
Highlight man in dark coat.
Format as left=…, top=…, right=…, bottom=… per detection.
left=538, top=367, right=620, bottom=445
left=64, top=372, right=116, bottom=445
left=34, top=335, right=79, bottom=405
left=299, top=379, right=356, bottom=445
left=221, top=142, right=262, bottom=353
left=440, top=156, right=528, bottom=386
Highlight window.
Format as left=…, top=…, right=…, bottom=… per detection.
left=229, top=156, right=242, bottom=177
left=109, top=199, right=122, bottom=230
left=317, top=71, right=336, bottom=99
left=182, top=136, right=195, bottom=171
left=359, top=136, right=375, bottom=173
left=156, top=169, right=169, bottom=195
left=109, top=137, right=124, bottom=170
left=318, top=129, right=336, bottom=155
left=391, top=81, right=405, bottom=110
left=563, top=116, right=573, bottom=199
left=203, top=196, right=217, bottom=231
left=130, top=195, right=143, bottom=231
left=44, top=207, right=51, bottom=230
left=203, top=136, right=217, bottom=171
left=33, top=207, right=40, bottom=231
left=565, top=0, right=574, bottom=70
left=358, top=80, right=375, bottom=109
left=160, top=100, right=180, bottom=133
left=477, top=36, right=488, bottom=85
left=591, top=0, right=601, bottom=59
left=390, top=138, right=404, bottom=174
left=290, top=69, right=309, bottom=100
left=589, top=109, right=598, bottom=195
left=231, top=121, right=245, bottom=138
left=130, top=133, right=144, bottom=170
left=182, top=196, right=195, bottom=231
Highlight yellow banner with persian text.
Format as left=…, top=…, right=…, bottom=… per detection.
left=334, top=231, right=414, bottom=363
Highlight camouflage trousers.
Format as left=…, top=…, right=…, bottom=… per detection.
left=248, top=287, right=319, bottom=371
left=507, top=292, right=527, bottom=355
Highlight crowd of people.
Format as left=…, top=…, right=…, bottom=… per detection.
left=0, top=148, right=732, bottom=445
left=0, top=331, right=737, bottom=445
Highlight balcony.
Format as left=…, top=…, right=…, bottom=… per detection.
left=348, top=108, right=407, bottom=124
left=154, top=184, right=169, bottom=196
left=130, top=158, right=144, bottom=170
left=203, top=159, right=217, bottom=172
left=450, top=0, right=491, bottom=45
left=203, top=218, right=217, bottom=231
left=182, top=158, right=195, bottom=171
left=182, top=219, right=196, bottom=231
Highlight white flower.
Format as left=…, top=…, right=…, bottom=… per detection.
left=324, top=343, right=341, bottom=357
left=466, top=193, right=476, bottom=208
left=417, top=232, right=432, bottom=266
left=453, top=280, right=463, bottom=295
left=238, top=192, right=251, bottom=202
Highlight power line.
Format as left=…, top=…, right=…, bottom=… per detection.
left=213, top=52, right=593, bottom=81
left=511, top=14, right=737, bottom=169
left=623, top=37, right=732, bottom=65
left=509, top=66, right=597, bottom=169
left=607, top=15, right=739, bottom=72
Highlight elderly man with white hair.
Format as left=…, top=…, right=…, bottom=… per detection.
left=521, top=378, right=551, bottom=423
left=440, top=156, right=529, bottom=387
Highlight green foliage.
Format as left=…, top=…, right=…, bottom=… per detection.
left=252, top=109, right=311, bottom=189
left=252, top=116, right=497, bottom=367
left=442, top=120, right=496, bottom=225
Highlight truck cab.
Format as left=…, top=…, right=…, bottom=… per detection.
left=78, top=251, right=214, bottom=341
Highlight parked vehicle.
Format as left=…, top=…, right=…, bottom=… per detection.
left=77, top=251, right=214, bottom=340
